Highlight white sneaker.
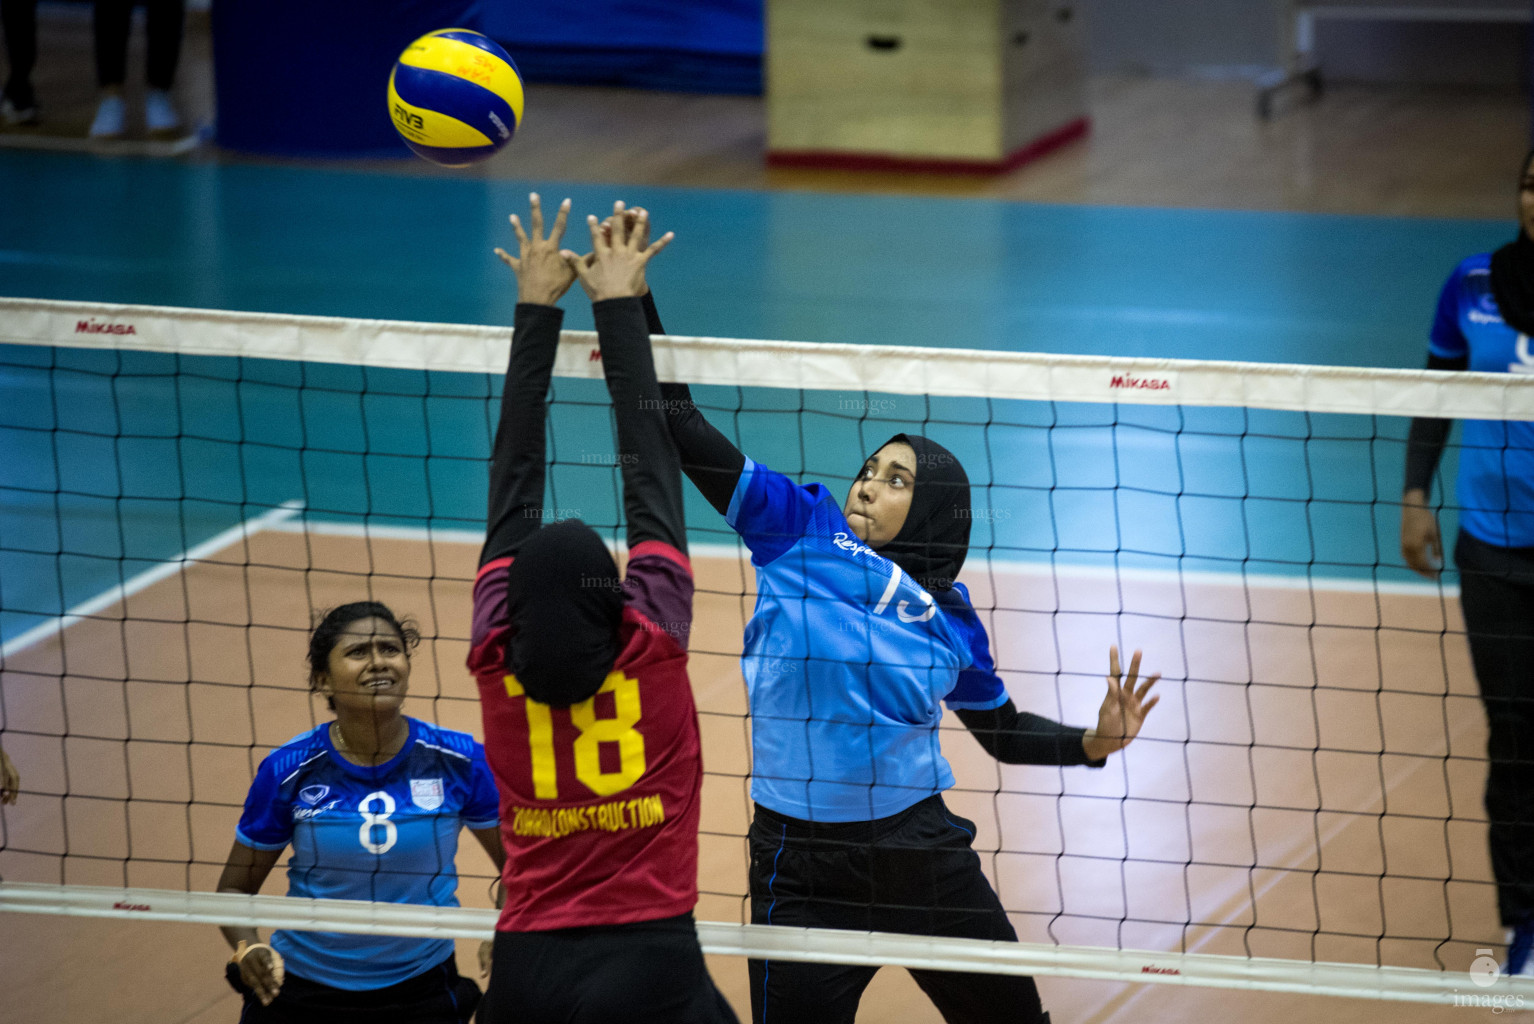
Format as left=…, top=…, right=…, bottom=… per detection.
left=145, top=89, right=181, bottom=134
left=89, top=94, right=126, bottom=138
left=0, top=95, right=39, bottom=126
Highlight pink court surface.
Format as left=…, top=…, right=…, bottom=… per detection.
left=0, top=519, right=1506, bottom=1023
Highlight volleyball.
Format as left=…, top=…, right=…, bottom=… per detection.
left=387, top=29, right=524, bottom=166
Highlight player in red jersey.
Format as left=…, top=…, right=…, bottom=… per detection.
left=469, top=195, right=738, bottom=1024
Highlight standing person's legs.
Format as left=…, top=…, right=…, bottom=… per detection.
left=140, top=0, right=181, bottom=130
left=1456, top=531, right=1534, bottom=938
left=143, top=0, right=182, bottom=88
left=0, top=0, right=39, bottom=118
left=871, top=799, right=1048, bottom=1024
left=92, top=0, right=131, bottom=88
left=230, top=958, right=472, bottom=1024
left=747, top=812, right=881, bottom=1024
left=747, top=799, right=1050, bottom=1024
left=90, top=0, right=131, bottom=136
left=388, top=957, right=479, bottom=1024
left=481, top=917, right=738, bottom=1024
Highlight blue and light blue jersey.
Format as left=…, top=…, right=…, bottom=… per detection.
left=236, top=718, right=500, bottom=990
left=1430, top=254, right=1534, bottom=548
left=727, top=458, right=1008, bottom=822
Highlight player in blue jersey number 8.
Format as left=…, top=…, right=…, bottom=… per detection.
left=628, top=207, right=1159, bottom=1024
left=215, top=601, right=506, bottom=1023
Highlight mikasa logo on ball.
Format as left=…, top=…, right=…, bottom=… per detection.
left=411, top=778, right=445, bottom=810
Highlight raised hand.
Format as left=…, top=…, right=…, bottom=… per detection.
left=1082, top=646, right=1161, bottom=761
left=494, top=193, right=576, bottom=307
left=602, top=205, right=650, bottom=251
left=562, top=201, right=673, bottom=302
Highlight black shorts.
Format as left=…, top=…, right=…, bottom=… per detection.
left=478, top=912, right=739, bottom=1024
left=747, top=795, right=1047, bottom=1024
left=227, top=954, right=479, bottom=1024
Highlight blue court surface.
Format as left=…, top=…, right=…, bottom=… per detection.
left=0, top=150, right=1513, bottom=645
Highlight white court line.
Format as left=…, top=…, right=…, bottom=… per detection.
left=0, top=131, right=202, bottom=157
left=0, top=501, right=303, bottom=664
left=266, top=518, right=1456, bottom=597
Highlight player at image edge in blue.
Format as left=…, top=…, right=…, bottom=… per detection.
left=1401, top=147, right=1534, bottom=978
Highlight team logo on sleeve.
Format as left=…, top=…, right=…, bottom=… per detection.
left=299, top=785, right=330, bottom=805
left=410, top=778, right=445, bottom=810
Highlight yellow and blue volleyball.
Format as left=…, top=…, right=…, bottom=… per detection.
left=388, top=29, right=524, bottom=166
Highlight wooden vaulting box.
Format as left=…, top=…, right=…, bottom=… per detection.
left=766, top=0, right=1089, bottom=172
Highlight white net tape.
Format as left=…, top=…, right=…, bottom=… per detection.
left=4, top=882, right=1529, bottom=1004
left=3, top=296, right=1531, bottom=417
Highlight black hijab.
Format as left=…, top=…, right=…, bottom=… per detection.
left=867, top=433, right=971, bottom=592
left=1489, top=149, right=1534, bottom=337
left=503, top=519, right=624, bottom=707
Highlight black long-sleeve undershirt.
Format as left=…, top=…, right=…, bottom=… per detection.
left=955, top=702, right=1104, bottom=767
left=480, top=298, right=687, bottom=567
left=642, top=291, right=745, bottom=515
left=594, top=296, right=687, bottom=554
left=644, top=290, right=1098, bottom=769
left=1404, top=352, right=1470, bottom=496
left=482, top=303, right=562, bottom=566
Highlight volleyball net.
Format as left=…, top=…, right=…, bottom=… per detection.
left=2, top=296, right=1532, bottom=1006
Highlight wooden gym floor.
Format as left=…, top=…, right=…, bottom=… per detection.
left=1, top=4, right=1531, bottom=1023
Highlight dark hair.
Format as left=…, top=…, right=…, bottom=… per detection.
left=307, top=601, right=421, bottom=709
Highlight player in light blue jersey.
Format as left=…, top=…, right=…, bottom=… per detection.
left=631, top=264, right=1159, bottom=1023
left=215, top=601, right=505, bottom=1023
left=1402, top=149, right=1534, bottom=977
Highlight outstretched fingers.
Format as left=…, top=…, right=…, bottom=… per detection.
left=528, top=192, right=546, bottom=239
left=609, top=200, right=630, bottom=248
left=642, top=225, right=675, bottom=261
left=1106, top=645, right=1124, bottom=700
left=562, top=248, right=592, bottom=284
left=584, top=213, right=610, bottom=258
left=508, top=210, right=529, bottom=249
left=548, top=197, right=571, bottom=245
